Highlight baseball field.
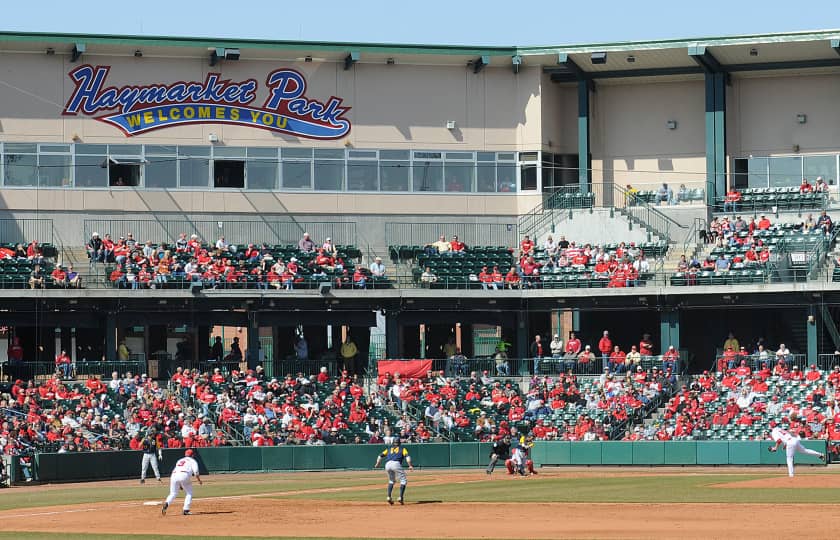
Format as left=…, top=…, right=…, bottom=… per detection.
left=0, top=466, right=839, bottom=539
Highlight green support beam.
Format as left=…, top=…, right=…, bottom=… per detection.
left=703, top=72, right=727, bottom=206
left=577, top=79, right=591, bottom=191
left=659, top=309, right=680, bottom=353
left=807, top=305, right=818, bottom=365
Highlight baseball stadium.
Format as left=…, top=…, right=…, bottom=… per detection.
left=2, top=26, right=840, bottom=539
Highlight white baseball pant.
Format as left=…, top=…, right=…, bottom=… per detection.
left=785, top=440, right=822, bottom=477
left=165, top=472, right=193, bottom=511
left=141, top=453, right=160, bottom=480
left=384, top=460, right=406, bottom=485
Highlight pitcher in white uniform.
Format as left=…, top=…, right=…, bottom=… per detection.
left=162, top=449, right=202, bottom=515
left=769, top=426, right=824, bottom=477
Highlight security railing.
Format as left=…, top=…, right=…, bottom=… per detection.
left=386, top=355, right=681, bottom=378
left=3, top=359, right=147, bottom=381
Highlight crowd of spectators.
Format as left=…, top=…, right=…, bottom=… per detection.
left=517, top=234, right=655, bottom=288
left=630, top=358, right=840, bottom=458
left=528, top=330, right=678, bottom=375
left=376, top=365, right=675, bottom=443
left=0, top=370, right=231, bottom=462
left=88, top=231, right=379, bottom=290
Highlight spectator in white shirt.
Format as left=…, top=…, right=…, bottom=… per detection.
left=370, top=257, right=386, bottom=277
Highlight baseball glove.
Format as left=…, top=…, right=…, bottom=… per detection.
left=767, top=447, right=776, bottom=453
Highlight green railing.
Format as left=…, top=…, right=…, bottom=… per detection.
left=615, top=184, right=687, bottom=244
left=83, top=219, right=357, bottom=247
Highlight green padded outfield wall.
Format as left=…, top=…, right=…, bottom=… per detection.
left=32, top=440, right=827, bottom=482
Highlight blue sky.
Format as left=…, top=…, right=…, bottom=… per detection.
left=1, top=0, right=838, bottom=46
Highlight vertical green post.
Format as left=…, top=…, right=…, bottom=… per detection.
left=659, top=310, right=680, bottom=353
left=578, top=79, right=591, bottom=192
left=807, top=305, right=818, bottom=365
left=704, top=72, right=727, bottom=207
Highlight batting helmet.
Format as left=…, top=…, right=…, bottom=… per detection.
left=392, top=436, right=401, bottom=445
left=185, top=449, right=194, bottom=457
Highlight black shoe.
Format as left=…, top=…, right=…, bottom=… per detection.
left=387, top=497, right=393, bottom=505
left=398, top=498, right=404, bottom=505
left=486, top=469, right=491, bottom=475
left=157, top=478, right=162, bottom=483
left=161, top=502, right=168, bottom=516
left=183, top=510, right=191, bottom=515
left=140, top=479, right=145, bottom=484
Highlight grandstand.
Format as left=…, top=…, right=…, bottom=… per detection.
left=2, top=28, right=840, bottom=483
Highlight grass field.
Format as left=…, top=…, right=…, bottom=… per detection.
left=0, top=467, right=838, bottom=539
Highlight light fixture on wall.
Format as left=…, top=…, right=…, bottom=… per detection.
left=386, top=57, right=395, bottom=65
left=134, top=50, right=143, bottom=58
left=666, top=120, right=678, bottom=130
left=304, top=55, right=313, bottom=62
left=446, top=120, right=457, bottom=130
left=45, top=47, right=55, bottom=55
left=793, top=144, right=801, bottom=153
left=591, top=52, right=607, bottom=64
left=796, top=113, right=807, bottom=124
left=749, top=47, right=759, bottom=57
left=208, top=133, right=219, bottom=143
left=626, top=55, right=636, bottom=63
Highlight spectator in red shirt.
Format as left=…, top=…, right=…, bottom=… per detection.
left=662, top=345, right=679, bottom=372
left=598, top=331, right=612, bottom=366
left=723, top=188, right=741, bottom=213
left=449, top=235, right=466, bottom=254
left=520, top=235, right=534, bottom=255
left=639, top=333, right=654, bottom=357
left=800, top=178, right=814, bottom=194
left=609, top=345, right=627, bottom=374
left=757, top=215, right=772, bottom=230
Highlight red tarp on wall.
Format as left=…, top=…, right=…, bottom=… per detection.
left=377, top=359, right=433, bottom=379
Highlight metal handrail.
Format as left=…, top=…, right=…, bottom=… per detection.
left=615, top=184, right=687, bottom=244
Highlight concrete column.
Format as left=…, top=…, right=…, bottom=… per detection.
left=246, top=311, right=260, bottom=370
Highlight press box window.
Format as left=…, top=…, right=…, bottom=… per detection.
left=214, top=160, right=245, bottom=188
left=108, top=157, right=144, bottom=187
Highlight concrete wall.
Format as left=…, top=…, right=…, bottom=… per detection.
left=0, top=52, right=543, bottom=152
left=728, top=73, right=840, bottom=157
left=540, top=76, right=577, bottom=154
left=529, top=208, right=652, bottom=246
left=590, top=79, right=707, bottom=190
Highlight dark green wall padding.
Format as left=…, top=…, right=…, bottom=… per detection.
left=33, top=440, right=826, bottom=482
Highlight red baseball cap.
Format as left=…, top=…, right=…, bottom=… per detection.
left=185, top=449, right=194, bottom=457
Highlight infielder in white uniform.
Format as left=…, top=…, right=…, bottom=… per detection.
left=162, top=449, right=202, bottom=516
left=769, top=426, right=824, bottom=477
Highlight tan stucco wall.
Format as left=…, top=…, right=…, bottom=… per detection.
left=588, top=79, right=707, bottom=188
left=728, top=73, right=840, bottom=157
left=0, top=52, right=543, bottom=152
left=0, top=188, right=541, bottom=216
left=540, top=75, right=577, bottom=154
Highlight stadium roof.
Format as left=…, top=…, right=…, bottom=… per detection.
left=0, top=29, right=838, bottom=77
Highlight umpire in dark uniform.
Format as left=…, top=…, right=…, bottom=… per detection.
left=486, top=434, right=512, bottom=475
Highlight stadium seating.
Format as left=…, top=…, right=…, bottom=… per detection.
left=397, top=241, right=666, bottom=289
left=92, top=239, right=392, bottom=290
left=670, top=224, right=835, bottom=286
left=631, top=363, right=840, bottom=456
left=632, top=188, right=705, bottom=205
left=714, top=187, right=827, bottom=213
